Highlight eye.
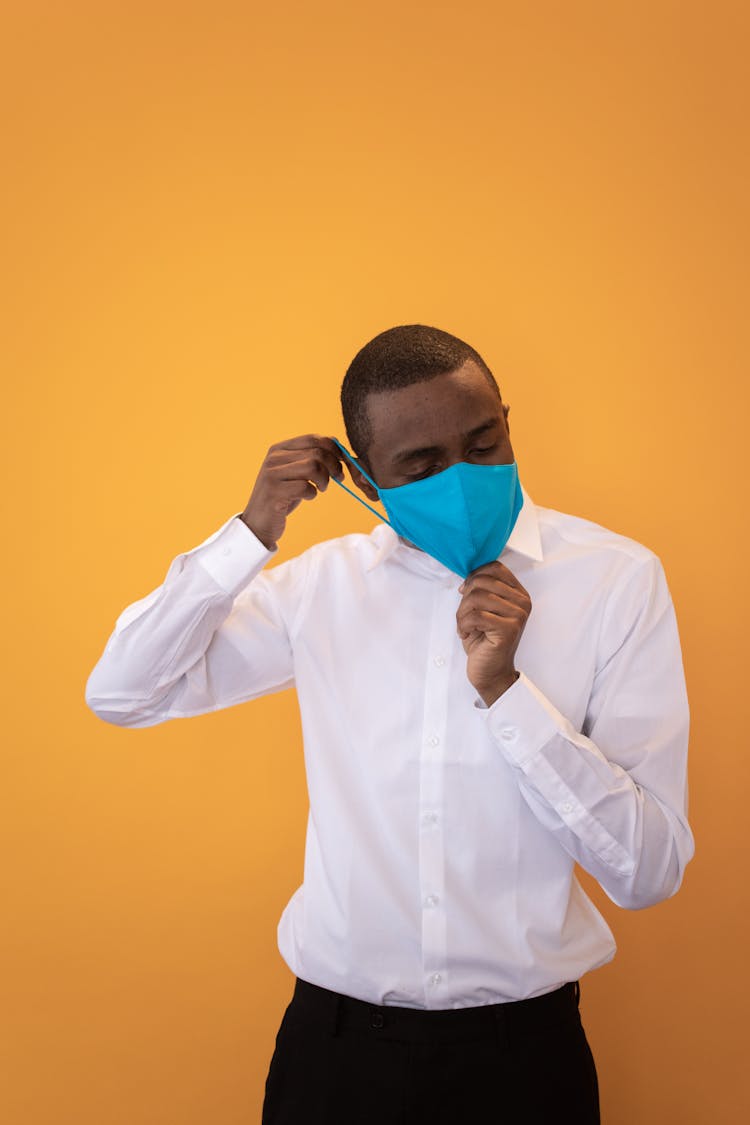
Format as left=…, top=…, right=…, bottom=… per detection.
left=469, top=442, right=500, bottom=456
left=406, top=465, right=441, bottom=481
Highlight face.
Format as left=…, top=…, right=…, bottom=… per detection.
left=350, top=360, right=514, bottom=500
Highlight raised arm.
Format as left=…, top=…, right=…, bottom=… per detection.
left=85, top=434, right=345, bottom=728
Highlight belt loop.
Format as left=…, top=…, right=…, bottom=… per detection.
left=573, top=980, right=581, bottom=1007
left=493, top=1004, right=510, bottom=1050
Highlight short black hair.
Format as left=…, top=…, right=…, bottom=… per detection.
left=341, top=324, right=500, bottom=458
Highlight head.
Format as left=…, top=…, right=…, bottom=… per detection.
left=340, top=324, right=514, bottom=502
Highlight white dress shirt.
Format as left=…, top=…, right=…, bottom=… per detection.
left=85, top=488, right=694, bottom=1009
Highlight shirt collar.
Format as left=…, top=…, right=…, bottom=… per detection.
left=365, top=484, right=544, bottom=574
left=504, top=485, right=544, bottom=562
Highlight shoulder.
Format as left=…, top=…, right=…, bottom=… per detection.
left=532, top=502, right=673, bottom=625
left=535, top=502, right=659, bottom=568
left=261, top=523, right=387, bottom=586
left=234, top=525, right=385, bottom=636
left=533, top=501, right=670, bottom=603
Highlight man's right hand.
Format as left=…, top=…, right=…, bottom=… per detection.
left=239, top=434, right=346, bottom=550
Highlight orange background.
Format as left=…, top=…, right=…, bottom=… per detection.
left=2, top=2, right=748, bottom=1122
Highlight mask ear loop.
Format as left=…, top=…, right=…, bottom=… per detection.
left=330, top=438, right=393, bottom=527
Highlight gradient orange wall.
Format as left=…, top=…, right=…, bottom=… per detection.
left=2, top=2, right=747, bottom=1122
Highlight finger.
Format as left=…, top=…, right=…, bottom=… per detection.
left=459, top=568, right=526, bottom=599
left=272, top=454, right=340, bottom=493
left=268, top=435, right=346, bottom=472
left=457, top=587, right=523, bottom=620
left=457, top=600, right=522, bottom=630
left=460, top=561, right=528, bottom=595
left=268, top=433, right=341, bottom=452
left=319, top=448, right=346, bottom=482
left=458, top=580, right=528, bottom=607
left=271, top=479, right=318, bottom=509
left=457, top=594, right=526, bottom=629
left=296, top=442, right=346, bottom=482
left=268, top=447, right=344, bottom=485
left=457, top=608, right=520, bottom=639
left=458, top=578, right=531, bottom=612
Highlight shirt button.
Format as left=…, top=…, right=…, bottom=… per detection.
left=222, top=546, right=232, bottom=556
left=429, top=973, right=442, bottom=986
left=424, top=894, right=439, bottom=908
left=500, top=727, right=517, bottom=742
left=428, top=736, right=440, bottom=747
left=561, top=801, right=574, bottom=813
left=421, top=812, right=438, bottom=827
left=433, top=655, right=446, bottom=667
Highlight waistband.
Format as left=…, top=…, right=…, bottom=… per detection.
left=290, top=977, right=582, bottom=1046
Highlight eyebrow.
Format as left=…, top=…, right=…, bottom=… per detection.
left=392, top=419, right=501, bottom=465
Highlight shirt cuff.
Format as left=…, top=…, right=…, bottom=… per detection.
left=476, top=671, right=567, bottom=767
left=190, top=512, right=278, bottom=597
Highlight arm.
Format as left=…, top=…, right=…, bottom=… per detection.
left=85, top=433, right=346, bottom=729
left=84, top=514, right=301, bottom=728
left=475, top=555, right=694, bottom=909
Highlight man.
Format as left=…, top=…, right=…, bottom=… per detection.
left=86, top=324, right=694, bottom=1124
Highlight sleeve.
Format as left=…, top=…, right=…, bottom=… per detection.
left=84, top=513, right=307, bottom=729
left=478, top=553, right=695, bottom=910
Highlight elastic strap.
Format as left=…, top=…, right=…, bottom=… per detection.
left=331, top=438, right=392, bottom=527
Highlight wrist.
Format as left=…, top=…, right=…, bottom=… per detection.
left=239, top=511, right=277, bottom=551
left=478, top=670, right=520, bottom=708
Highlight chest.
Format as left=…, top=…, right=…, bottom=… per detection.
left=291, top=560, right=604, bottom=762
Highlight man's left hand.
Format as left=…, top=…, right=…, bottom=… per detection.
left=456, top=561, right=532, bottom=708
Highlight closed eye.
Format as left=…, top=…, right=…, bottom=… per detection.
left=403, top=440, right=503, bottom=481
left=405, top=465, right=441, bottom=481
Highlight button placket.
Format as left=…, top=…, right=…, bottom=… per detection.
left=418, top=585, right=456, bottom=1005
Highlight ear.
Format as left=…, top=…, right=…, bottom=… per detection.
left=502, top=402, right=511, bottom=435
left=347, top=462, right=380, bottom=502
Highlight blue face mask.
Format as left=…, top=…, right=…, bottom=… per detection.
left=330, top=438, right=524, bottom=579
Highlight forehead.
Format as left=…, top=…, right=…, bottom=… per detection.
left=365, top=362, right=503, bottom=458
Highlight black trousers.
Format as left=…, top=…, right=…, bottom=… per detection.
left=262, top=977, right=600, bottom=1124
